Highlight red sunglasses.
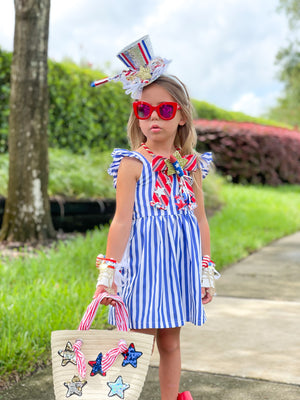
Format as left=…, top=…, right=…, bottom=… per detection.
left=133, top=101, right=181, bottom=120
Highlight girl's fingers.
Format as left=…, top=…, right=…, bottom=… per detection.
left=100, top=297, right=117, bottom=307
left=201, top=288, right=213, bottom=304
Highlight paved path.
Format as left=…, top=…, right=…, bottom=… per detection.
left=1, top=232, right=300, bottom=399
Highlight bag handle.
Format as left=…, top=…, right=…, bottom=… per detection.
left=78, top=292, right=129, bottom=332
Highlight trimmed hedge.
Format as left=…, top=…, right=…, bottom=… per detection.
left=0, top=49, right=11, bottom=153
left=47, top=61, right=131, bottom=153
left=195, top=119, right=300, bottom=185
left=192, top=99, right=291, bottom=129
left=0, top=48, right=131, bottom=154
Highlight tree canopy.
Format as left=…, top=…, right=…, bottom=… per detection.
left=268, top=0, right=300, bottom=127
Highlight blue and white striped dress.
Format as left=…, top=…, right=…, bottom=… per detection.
left=108, top=148, right=211, bottom=329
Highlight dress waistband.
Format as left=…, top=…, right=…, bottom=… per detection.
left=132, top=209, right=195, bottom=220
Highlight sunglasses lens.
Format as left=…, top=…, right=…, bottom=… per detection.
left=159, top=103, right=175, bottom=119
left=137, top=103, right=151, bottom=119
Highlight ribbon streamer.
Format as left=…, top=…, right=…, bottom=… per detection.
left=74, top=293, right=129, bottom=377
left=101, top=339, right=128, bottom=373
left=73, top=340, right=87, bottom=378
left=78, top=293, right=129, bottom=332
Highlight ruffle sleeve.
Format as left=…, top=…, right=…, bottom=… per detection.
left=107, top=148, right=145, bottom=188
left=198, top=152, right=213, bottom=179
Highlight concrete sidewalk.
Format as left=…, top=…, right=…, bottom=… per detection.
left=1, top=232, right=300, bottom=399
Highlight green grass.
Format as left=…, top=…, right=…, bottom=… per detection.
left=0, top=229, right=110, bottom=383
left=48, top=149, right=116, bottom=198
left=210, top=183, right=300, bottom=267
left=0, top=148, right=116, bottom=199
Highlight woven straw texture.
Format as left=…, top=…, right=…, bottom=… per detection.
left=51, top=329, right=153, bottom=400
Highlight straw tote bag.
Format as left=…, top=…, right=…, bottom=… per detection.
left=51, top=293, right=154, bottom=400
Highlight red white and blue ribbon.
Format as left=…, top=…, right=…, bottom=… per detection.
left=101, top=339, right=128, bottom=374
left=78, top=293, right=128, bottom=332
left=73, top=340, right=86, bottom=378
left=142, top=143, right=198, bottom=210
left=74, top=293, right=129, bottom=378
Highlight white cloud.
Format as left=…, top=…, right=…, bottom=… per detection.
left=232, top=90, right=282, bottom=117
left=0, top=2, right=14, bottom=51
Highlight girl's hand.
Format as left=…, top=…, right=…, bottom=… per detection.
left=93, top=283, right=118, bottom=307
left=201, top=287, right=213, bottom=304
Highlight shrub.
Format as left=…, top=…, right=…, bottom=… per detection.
left=0, top=48, right=131, bottom=154
left=195, top=119, right=300, bottom=185
left=48, top=60, right=131, bottom=153
left=192, top=99, right=291, bottom=129
left=0, top=49, right=11, bottom=154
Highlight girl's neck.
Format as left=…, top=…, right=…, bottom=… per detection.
left=143, top=140, right=176, bottom=158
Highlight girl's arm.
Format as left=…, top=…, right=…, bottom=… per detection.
left=94, top=157, right=142, bottom=305
left=192, top=168, right=213, bottom=304
left=192, top=169, right=211, bottom=256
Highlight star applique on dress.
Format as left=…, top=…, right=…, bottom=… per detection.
left=64, top=375, right=87, bottom=397
left=154, top=186, right=165, bottom=197
left=107, top=376, right=130, bottom=399
left=175, top=195, right=187, bottom=210
left=58, top=341, right=77, bottom=366
left=121, top=343, right=143, bottom=368
left=88, top=352, right=106, bottom=376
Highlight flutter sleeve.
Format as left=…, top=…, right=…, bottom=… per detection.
left=198, top=152, right=213, bottom=179
left=107, top=148, right=144, bottom=188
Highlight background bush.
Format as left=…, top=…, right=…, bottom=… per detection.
left=0, top=48, right=132, bottom=154
left=195, top=119, right=300, bottom=185
left=0, top=49, right=11, bottom=154
left=192, top=99, right=290, bottom=128
left=48, top=61, right=131, bottom=153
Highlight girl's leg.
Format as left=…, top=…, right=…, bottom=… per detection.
left=156, top=327, right=181, bottom=400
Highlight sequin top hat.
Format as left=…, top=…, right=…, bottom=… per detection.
left=91, top=35, right=171, bottom=99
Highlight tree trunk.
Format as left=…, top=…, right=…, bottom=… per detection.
left=0, top=0, right=56, bottom=242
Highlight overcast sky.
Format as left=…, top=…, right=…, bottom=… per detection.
left=0, top=0, right=290, bottom=117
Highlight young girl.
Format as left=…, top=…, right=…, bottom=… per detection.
left=93, top=73, right=217, bottom=400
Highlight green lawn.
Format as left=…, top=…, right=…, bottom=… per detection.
left=210, top=183, right=300, bottom=267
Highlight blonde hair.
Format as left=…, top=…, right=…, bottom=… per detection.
left=127, top=75, right=197, bottom=156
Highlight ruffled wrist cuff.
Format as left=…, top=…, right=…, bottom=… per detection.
left=95, top=254, right=128, bottom=292
left=201, top=255, right=221, bottom=295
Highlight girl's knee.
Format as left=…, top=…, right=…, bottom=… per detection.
left=157, top=328, right=181, bottom=354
